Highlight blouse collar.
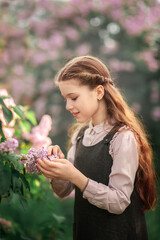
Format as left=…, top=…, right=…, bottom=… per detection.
left=88, top=121, right=112, bottom=134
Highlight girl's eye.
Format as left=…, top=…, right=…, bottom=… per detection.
left=72, top=97, right=78, bottom=101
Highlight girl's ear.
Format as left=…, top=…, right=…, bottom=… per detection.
left=96, top=85, right=104, bottom=100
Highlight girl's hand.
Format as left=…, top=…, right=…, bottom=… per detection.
left=37, top=157, right=76, bottom=181
left=37, top=157, right=88, bottom=191
left=47, top=145, right=64, bottom=159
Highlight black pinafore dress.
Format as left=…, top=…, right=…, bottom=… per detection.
left=73, top=126, right=148, bottom=240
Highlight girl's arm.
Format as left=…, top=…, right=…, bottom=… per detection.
left=37, top=141, right=88, bottom=198
left=37, top=156, right=88, bottom=195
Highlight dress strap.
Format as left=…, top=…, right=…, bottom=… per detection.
left=103, top=124, right=123, bottom=144
left=76, top=125, right=88, bottom=142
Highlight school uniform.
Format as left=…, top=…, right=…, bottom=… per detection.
left=50, top=121, right=148, bottom=240
left=73, top=125, right=148, bottom=240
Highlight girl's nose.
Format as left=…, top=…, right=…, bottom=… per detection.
left=66, top=100, right=73, bottom=111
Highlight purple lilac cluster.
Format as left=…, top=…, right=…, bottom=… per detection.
left=21, top=147, right=59, bottom=175
left=0, top=138, right=19, bottom=155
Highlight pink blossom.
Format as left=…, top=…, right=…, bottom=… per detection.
left=29, top=20, right=52, bottom=37
left=12, top=65, right=24, bottom=76
left=39, top=79, right=54, bottom=94
left=58, top=5, right=75, bottom=19
left=122, top=14, right=147, bottom=36
left=105, top=0, right=122, bottom=7
left=22, top=114, right=52, bottom=150
left=131, top=102, right=141, bottom=114
left=2, top=127, right=15, bottom=138
left=151, top=107, right=160, bottom=121
left=39, top=0, right=55, bottom=11
left=47, top=50, right=58, bottom=61
left=136, top=50, right=159, bottom=71
left=148, top=6, right=160, bottom=26
left=32, top=52, right=48, bottom=66
left=109, top=59, right=135, bottom=72
left=110, top=9, right=122, bottom=20
left=0, top=218, right=12, bottom=228
left=150, top=81, right=159, bottom=103
left=65, top=27, right=79, bottom=41
left=76, top=43, right=90, bottom=55
left=9, top=76, right=36, bottom=103
left=32, top=115, right=52, bottom=136
left=34, top=97, right=47, bottom=119
left=0, top=67, right=6, bottom=78
left=9, top=46, right=26, bottom=62
left=7, top=29, right=25, bottom=39
left=18, top=9, right=33, bottom=20
left=37, top=39, right=50, bottom=51
left=76, top=1, right=92, bottom=15
left=1, top=51, right=10, bottom=65
left=74, top=17, right=89, bottom=30
left=49, top=33, right=65, bottom=48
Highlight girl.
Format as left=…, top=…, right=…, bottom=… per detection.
left=37, top=56, right=157, bottom=240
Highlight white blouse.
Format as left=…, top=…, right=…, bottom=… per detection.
left=51, top=121, right=139, bottom=214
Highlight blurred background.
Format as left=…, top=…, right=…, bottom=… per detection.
left=0, top=0, right=160, bottom=239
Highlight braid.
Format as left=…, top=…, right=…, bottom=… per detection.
left=73, top=72, right=114, bottom=88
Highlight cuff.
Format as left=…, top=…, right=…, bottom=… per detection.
left=81, top=178, right=89, bottom=192
left=83, top=178, right=99, bottom=199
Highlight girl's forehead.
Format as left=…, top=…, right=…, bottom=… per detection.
left=58, top=79, right=81, bottom=92
left=58, top=79, right=89, bottom=96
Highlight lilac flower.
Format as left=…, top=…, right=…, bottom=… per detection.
left=21, top=147, right=59, bottom=175
left=0, top=138, right=19, bottom=155
left=22, top=114, right=52, bottom=150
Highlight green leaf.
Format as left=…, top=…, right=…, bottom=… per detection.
left=11, top=106, right=24, bottom=120
left=5, top=154, right=24, bottom=171
left=0, top=98, right=13, bottom=123
left=0, top=120, right=6, bottom=142
left=11, top=168, right=22, bottom=193
left=0, top=95, right=12, bottom=100
left=25, top=111, right=37, bottom=126
left=52, top=213, right=65, bottom=224
left=0, top=162, right=11, bottom=195
left=19, top=121, right=31, bottom=132
left=19, top=173, right=30, bottom=191
left=19, top=195, right=28, bottom=209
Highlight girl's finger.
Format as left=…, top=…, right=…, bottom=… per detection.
left=47, top=145, right=59, bottom=156
left=38, top=157, right=61, bottom=169
left=48, top=146, right=54, bottom=156
left=59, top=153, right=65, bottom=159
left=37, top=164, right=55, bottom=177
left=37, top=158, right=53, bottom=170
left=48, top=158, right=66, bottom=164
left=53, top=145, right=61, bottom=156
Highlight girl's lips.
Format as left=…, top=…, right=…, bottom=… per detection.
left=72, top=112, right=79, bottom=118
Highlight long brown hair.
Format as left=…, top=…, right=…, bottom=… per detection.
left=55, top=55, right=157, bottom=211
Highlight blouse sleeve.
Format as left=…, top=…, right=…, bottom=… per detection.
left=50, top=129, right=80, bottom=198
left=83, top=129, right=139, bottom=214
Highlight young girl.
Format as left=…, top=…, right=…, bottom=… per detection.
left=37, top=56, right=157, bottom=240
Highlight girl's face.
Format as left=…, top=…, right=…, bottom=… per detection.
left=58, top=79, right=107, bottom=125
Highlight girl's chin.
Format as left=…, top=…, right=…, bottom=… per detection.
left=76, top=117, right=90, bottom=124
